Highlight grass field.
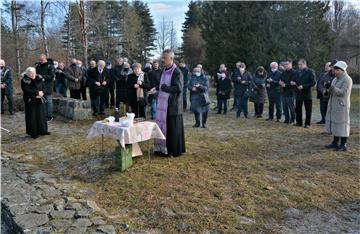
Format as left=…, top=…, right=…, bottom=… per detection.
left=1, top=88, right=359, bottom=233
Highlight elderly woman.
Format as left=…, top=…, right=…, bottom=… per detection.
left=188, top=67, right=210, bottom=128
left=21, top=67, right=49, bottom=138
left=126, top=63, right=150, bottom=118
left=325, top=61, right=353, bottom=152
left=252, top=66, right=267, bottom=118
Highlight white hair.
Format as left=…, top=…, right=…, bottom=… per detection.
left=24, top=67, right=36, bottom=76
left=270, top=62, right=278, bottom=67
left=97, top=60, right=106, bottom=66
left=0, top=59, right=5, bottom=66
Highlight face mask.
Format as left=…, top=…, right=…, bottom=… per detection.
left=240, top=68, right=245, bottom=73
left=76, top=64, right=81, bottom=68
left=271, top=68, right=277, bottom=72
left=194, top=72, right=201, bottom=77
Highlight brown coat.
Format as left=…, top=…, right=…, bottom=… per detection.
left=65, top=64, right=83, bottom=90
left=325, top=72, right=353, bottom=137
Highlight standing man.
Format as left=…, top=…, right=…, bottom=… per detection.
left=154, top=49, right=186, bottom=157
left=316, top=60, right=337, bottom=124
left=325, top=61, right=353, bottom=151
left=279, top=59, right=297, bottom=124
left=64, top=58, right=83, bottom=100
left=77, top=60, right=88, bottom=100
left=88, top=60, right=110, bottom=116
left=293, top=59, right=316, bottom=128
left=35, top=54, right=56, bottom=121
left=231, top=62, right=252, bottom=118
left=179, top=61, right=189, bottom=111
left=0, top=59, right=14, bottom=115
left=266, top=62, right=282, bottom=121
left=148, top=60, right=162, bottom=119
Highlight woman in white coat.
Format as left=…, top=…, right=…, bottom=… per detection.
left=325, top=61, right=353, bottom=151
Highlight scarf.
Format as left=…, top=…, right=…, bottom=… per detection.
left=136, top=73, right=144, bottom=100
left=154, top=63, right=176, bottom=154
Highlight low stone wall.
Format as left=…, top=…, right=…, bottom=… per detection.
left=52, top=97, right=92, bottom=120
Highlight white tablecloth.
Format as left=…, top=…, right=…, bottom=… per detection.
left=87, top=121, right=166, bottom=148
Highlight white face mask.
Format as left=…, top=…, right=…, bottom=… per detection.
left=240, top=68, right=245, bottom=73
left=194, top=72, right=201, bottom=77
left=271, top=68, right=277, bottom=72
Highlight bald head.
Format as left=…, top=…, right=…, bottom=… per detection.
left=39, top=54, right=47, bottom=64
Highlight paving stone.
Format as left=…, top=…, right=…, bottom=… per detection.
left=14, top=213, right=49, bottom=230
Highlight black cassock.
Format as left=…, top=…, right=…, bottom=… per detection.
left=160, top=66, right=186, bottom=156
left=21, top=75, right=48, bottom=137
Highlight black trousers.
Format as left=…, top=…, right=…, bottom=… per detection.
left=195, top=112, right=208, bottom=126
left=268, top=98, right=282, bottom=120
left=295, top=99, right=312, bottom=126
left=254, top=103, right=264, bottom=116
left=130, top=103, right=146, bottom=119
left=106, top=88, right=115, bottom=108
left=1, top=90, right=14, bottom=113
left=80, top=85, right=87, bottom=100
left=70, top=89, right=81, bottom=99
left=320, top=98, right=328, bottom=122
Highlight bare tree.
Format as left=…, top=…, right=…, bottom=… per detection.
left=11, top=0, right=21, bottom=73
left=76, top=0, right=88, bottom=65
left=156, top=17, right=178, bottom=54
left=40, top=0, right=50, bottom=57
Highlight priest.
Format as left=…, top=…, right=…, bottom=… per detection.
left=154, top=49, right=186, bottom=157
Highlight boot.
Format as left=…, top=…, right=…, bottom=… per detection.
left=325, top=136, right=339, bottom=149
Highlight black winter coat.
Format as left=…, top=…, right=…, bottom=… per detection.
left=35, top=59, right=56, bottom=95
left=231, top=69, right=252, bottom=96
left=126, top=73, right=150, bottom=107
left=279, top=69, right=297, bottom=97
left=294, top=68, right=316, bottom=101
left=1, top=66, right=13, bottom=95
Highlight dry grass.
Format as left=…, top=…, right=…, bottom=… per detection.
left=1, top=88, right=359, bottom=233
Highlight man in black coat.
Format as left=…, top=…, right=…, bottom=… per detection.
left=266, top=62, right=282, bottom=121
left=0, top=59, right=14, bottom=115
left=279, top=59, right=297, bottom=124
left=316, top=60, right=337, bottom=124
left=76, top=60, right=88, bottom=100
left=231, top=62, right=252, bottom=118
left=87, top=60, right=110, bottom=116
left=35, top=54, right=56, bottom=121
left=148, top=60, right=162, bottom=119
left=293, top=59, right=316, bottom=128
left=111, top=58, right=127, bottom=111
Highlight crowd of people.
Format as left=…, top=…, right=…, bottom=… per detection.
left=0, top=50, right=354, bottom=153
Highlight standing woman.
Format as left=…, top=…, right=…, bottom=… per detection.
left=188, top=67, right=210, bottom=128
left=126, top=63, right=150, bottom=118
left=325, top=61, right=353, bottom=151
left=21, top=67, right=49, bottom=138
left=252, top=66, right=267, bottom=118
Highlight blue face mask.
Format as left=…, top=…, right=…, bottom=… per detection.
left=194, top=72, right=201, bottom=77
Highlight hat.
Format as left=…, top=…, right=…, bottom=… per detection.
left=329, top=59, right=338, bottom=67
left=333, top=61, right=347, bottom=71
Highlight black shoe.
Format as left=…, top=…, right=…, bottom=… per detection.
left=217, top=111, right=222, bottom=114
left=30, top=135, right=39, bottom=139
left=293, top=123, right=302, bottom=127
left=223, top=111, right=227, bottom=115
left=192, top=124, right=200, bottom=128
left=266, top=118, right=273, bottom=121
left=256, top=115, right=262, bottom=118
left=47, top=117, right=53, bottom=122
left=276, top=119, right=280, bottom=122
left=325, top=142, right=338, bottom=149
left=304, top=125, right=310, bottom=128
left=244, top=115, right=248, bottom=119
left=336, top=145, right=347, bottom=152
left=202, top=124, right=207, bottom=128
left=316, top=121, right=325, bottom=124
left=284, top=120, right=289, bottom=124
left=42, top=132, right=51, bottom=135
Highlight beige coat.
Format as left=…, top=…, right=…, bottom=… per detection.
left=325, top=72, right=353, bottom=137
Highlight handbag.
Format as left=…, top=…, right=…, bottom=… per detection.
left=200, top=92, right=211, bottom=106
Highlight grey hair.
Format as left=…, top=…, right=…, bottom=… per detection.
left=132, top=62, right=142, bottom=70
left=162, top=49, right=175, bottom=59
left=25, top=67, right=36, bottom=75
left=270, top=62, right=278, bottom=67
left=97, top=60, right=106, bottom=66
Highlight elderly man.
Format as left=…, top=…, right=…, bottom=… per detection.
left=65, top=58, right=83, bottom=99
left=316, top=60, right=337, bottom=124
left=325, top=61, right=353, bottom=152
left=35, top=54, right=56, bottom=121
left=266, top=62, right=282, bottom=121
left=292, top=59, right=316, bottom=128
left=231, top=62, right=251, bottom=118
left=0, top=59, right=14, bottom=115
left=87, top=60, right=110, bottom=116
left=76, top=60, right=88, bottom=100
left=154, top=49, right=186, bottom=157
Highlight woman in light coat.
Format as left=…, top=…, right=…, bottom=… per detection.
left=325, top=61, right=353, bottom=152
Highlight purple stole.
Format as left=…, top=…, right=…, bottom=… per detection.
left=154, top=63, right=177, bottom=154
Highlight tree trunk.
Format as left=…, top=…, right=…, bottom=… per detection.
left=40, top=0, right=49, bottom=57
left=78, top=0, right=88, bottom=66
left=11, top=0, right=21, bottom=74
